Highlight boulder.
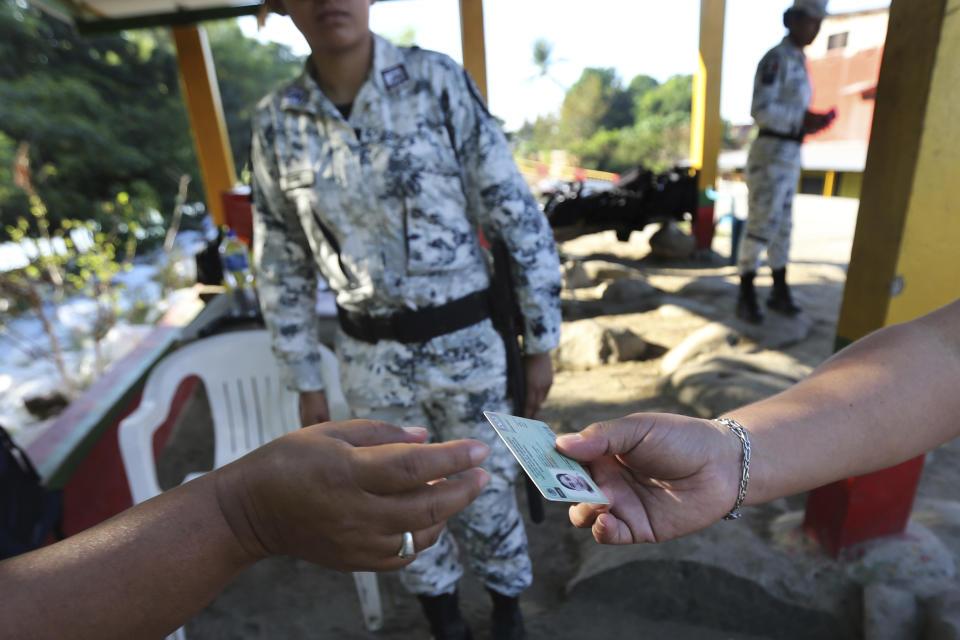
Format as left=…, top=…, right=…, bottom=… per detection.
left=23, top=391, right=69, bottom=419
left=562, top=260, right=593, bottom=290
left=599, top=278, right=658, bottom=304
left=862, top=585, right=919, bottom=640
left=659, top=322, right=746, bottom=376
left=649, top=222, right=696, bottom=260
left=582, top=260, right=640, bottom=282
left=554, top=319, right=649, bottom=370
left=661, top=352, right=811, bottom=417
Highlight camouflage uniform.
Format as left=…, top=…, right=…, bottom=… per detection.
left=739, top=37, right=811, bottom=275
left=251, top=35, right=562, bottom=598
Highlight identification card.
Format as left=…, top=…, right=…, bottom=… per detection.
left=483, top=411, right=610, bottom=504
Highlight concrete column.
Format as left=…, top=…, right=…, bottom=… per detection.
left=172, top=25, right=237, bottom=226
left=805, top=0, right=959, bottom=556
left=690, top=0, right=726, bottom=249
left=459, top=0, right=488, bottom=101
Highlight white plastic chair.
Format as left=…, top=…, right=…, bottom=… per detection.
left=118, top=330, right=383, bottom=637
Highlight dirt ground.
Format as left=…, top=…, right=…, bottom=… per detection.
left=156, top=196, right=959, bottom=639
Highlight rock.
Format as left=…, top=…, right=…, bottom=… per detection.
left=842, top=521, right=956, bottom=599
left=566, top=511, right=860, bottom=638
left=863, top=585, right=919, bottom=640
left=600, top=278, right=658, bottom=303
left=582, top=260, right=640, bottom=282
left=924, top=587, right=960, bottom=640
left=660, top=322, right=745, bottom=376
left=605, top=327, right=648, bottom=362
left=23, top=389, right=70, bottom=419
left=562, top=260, right=593, bottom=290
left=649, top=222, right=696, bottom=259
left=554, top=319, right=649, bottom=370
left=661, top=352, right=811, bottom=417
left=735, top=309, right=815, bottom=350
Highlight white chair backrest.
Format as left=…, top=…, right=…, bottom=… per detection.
left=120, top=329, right=348, bottom=504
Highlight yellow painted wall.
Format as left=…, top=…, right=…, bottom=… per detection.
left=885, top=0, right=960, bottom=325
left=837, top=172, right=863, bottom=199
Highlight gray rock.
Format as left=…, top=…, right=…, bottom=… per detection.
left=659, top=322, right=745, bottom=376
left=843, top=521, right=956, bottom=599
left=600, top=278, right=658, bottom=303
left=924, top=587, right=960, bottom=640
left=554, top=319, right=649, bottom=370
left=567, top=510, right=859, bottom=638
left=605, top=326, right=649, bottom=362
left=863, top=584, right=920, bottom=640
left=562, top=260, right=593, bottom=290
left=649, top=222, right=696, bottom=259
left=661, top=352, right=810, bottom=417
left=582, top=260, right=640, bottom=282
left=735, top=308, right=816, bottom=349
left=23, top=389, right=70, bottom=419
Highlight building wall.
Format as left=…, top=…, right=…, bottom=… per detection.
left=806, top=9, right=888, bottom=145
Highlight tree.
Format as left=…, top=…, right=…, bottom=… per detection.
left=0, top=0, right=303, bottom=246
left=559, top=67, right=630, bottom=144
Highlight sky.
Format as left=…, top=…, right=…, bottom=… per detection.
left=238, top=0, right=890, bottom=130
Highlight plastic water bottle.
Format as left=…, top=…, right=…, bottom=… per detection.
left=219, top=229, right=254, bottom=291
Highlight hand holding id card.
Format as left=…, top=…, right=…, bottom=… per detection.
left=484, top=411, right=610, bottom=504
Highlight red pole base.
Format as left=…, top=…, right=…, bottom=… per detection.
left=803, top=455, right=925, bottom=557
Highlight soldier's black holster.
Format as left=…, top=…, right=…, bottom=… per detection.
left=488, top=239, right=545, bottom=524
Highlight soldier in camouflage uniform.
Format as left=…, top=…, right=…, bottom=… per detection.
left=737, top=0, right=835, bottom=324
left=252, top=2, right=561, bottom=639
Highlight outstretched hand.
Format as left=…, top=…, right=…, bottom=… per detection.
left=556, top=414, right=742, bottom=544
left=216, top=420, right=490, bottom=571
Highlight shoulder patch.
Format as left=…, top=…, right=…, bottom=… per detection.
left=760, top=57, right=779, bottom=86
left=284, top=87, right=307, bottom=105
left=381, top=64, right=409, bottom=89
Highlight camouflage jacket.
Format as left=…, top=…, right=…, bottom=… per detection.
left=750, top=37, right=811, bottom=139
left=251, top=35, right=562, bottom=392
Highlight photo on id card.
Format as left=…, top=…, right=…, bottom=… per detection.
left=483, top=411, right=610, bottom=504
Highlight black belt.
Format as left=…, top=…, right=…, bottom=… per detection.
left=758, top=128, right=805, bottom=143
left=337, top=289, right=492, bottom=344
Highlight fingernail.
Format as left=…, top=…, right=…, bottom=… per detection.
left=469, top=442, right=490, bottom=465
left=476, top=468, right=491, bottom=489
left=402, top=426, right=428, bottom=438
left=556, top=433, right=583, bottom=446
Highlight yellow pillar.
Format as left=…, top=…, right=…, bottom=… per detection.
left=459, top=0, right=488, bottom=101
left=690, top=0, right=725, bottom=192
left=823, top=170, right=836, bottom=197
left=172, top=25, right=237, bottom=226
left=835, top=0, right=958, bottom=346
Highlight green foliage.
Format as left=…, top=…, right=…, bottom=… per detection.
left=1, top=204, right=134, bottom=389
left=206, top=21, right=303, bottom=175
left=516, top=61, right=722, bottom=175
left=0, top=0, right=302, bottom=246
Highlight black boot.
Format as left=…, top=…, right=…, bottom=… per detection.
left=767, top=267, right=801, bottom=316
left=417, top=591, right=473, bottom=640
left=736, top=271, right=764, bottom=324
left=487, top=588, right=525, bottom=640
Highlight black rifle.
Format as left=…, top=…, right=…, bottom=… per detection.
left=488, top=239, right=545, bottom=524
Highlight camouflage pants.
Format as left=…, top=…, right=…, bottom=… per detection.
left=335, top=318, right=532, bottom=597
left=739, top=139, right=803, bottom=274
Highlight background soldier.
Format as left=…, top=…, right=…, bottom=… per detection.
left=251, top=1, right=562, bottom=638
left=737, top=0, right=836, bottom=324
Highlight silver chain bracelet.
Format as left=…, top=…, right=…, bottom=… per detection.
left=712, top=418, right=751, bottom=520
